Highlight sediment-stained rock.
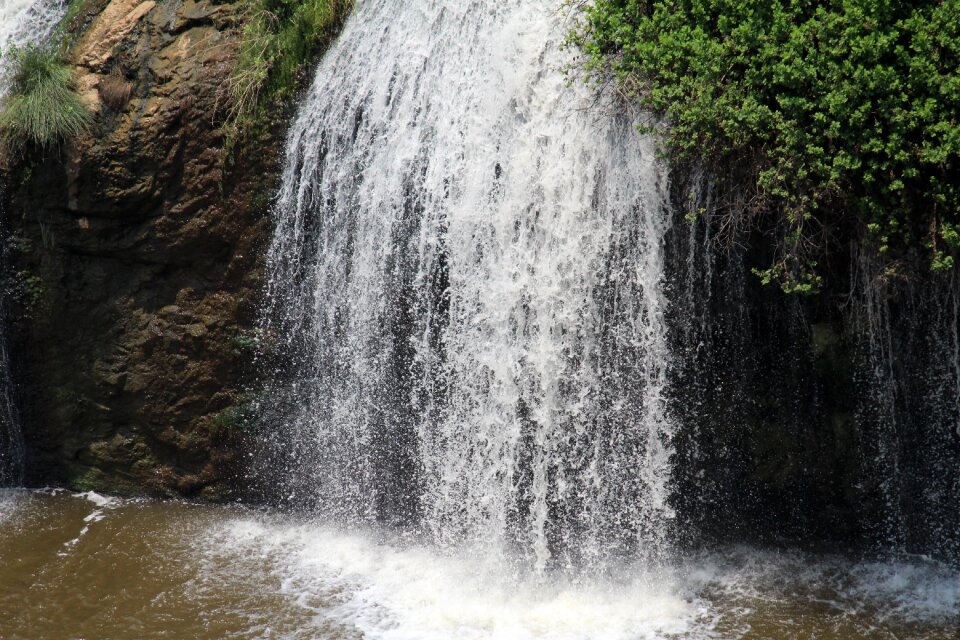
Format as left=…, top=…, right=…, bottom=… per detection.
left=2, top=0, right=277, bottom=498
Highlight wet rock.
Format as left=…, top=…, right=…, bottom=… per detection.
left=2, top=0, right=280, bottom=498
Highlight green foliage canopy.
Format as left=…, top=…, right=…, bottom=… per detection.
left=572, top=0, right=960, bottom=292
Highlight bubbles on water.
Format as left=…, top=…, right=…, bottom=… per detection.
left=205, top=516, right=708, bottom=640
left=684, top=546, right=960, bottom=637
left=58, top=490, right=124, bottom=555
left=2, top=491, right=956, bottom=639
left=197, top=514, right=960, bottom=640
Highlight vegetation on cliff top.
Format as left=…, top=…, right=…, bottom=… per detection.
left=572, top=0, right=960, bottom=292
left=0, top=45, right=92, bottom=152
left=225, top=0, right=353, bottom=152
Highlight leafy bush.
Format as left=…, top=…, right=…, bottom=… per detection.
left=572, top=1, right=960, bottom=292
left=0, top=45, right=92, bottom=151
left=225, top=0, right=353, bottom=149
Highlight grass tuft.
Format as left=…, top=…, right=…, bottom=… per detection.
left=223, top=0, right=353, bottom=155
left=0, top=45, right=92, bottom=151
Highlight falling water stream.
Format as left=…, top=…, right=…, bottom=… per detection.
left=0, top=0, right=67, bottom=484
left=260, top=0, right=673, bottom=573
left=0, top=0, right=65, bottom=91
left=0, top=0, right=957, bottom=637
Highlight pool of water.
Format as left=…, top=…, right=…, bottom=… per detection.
left=1, top=489, right=956, bottom=639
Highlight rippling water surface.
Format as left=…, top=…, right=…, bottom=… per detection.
left=1, top=489, right=957, bottom=639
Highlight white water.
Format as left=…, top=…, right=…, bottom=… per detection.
left=206, top=518, right=702, bottom=640
left=0, top=0, right=67, bottom=484
left=0, top=287, right=20, bottom=485
left=0, top=0, right=65, bottom=92
left=1, top=489, right=956, bottom=639
left=264, top=0, right=673, bottom=571
left=198, top=514, right=960, bottom=640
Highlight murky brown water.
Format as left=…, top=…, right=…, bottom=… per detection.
left=0, top=490, right=331, bottom=639
left=0, top=489, right=956, bottom=639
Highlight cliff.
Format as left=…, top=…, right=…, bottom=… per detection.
left=2, top=0, right=278, bottom=498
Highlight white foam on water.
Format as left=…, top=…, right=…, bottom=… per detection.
left=58, top=490, right=123, bottom=555
left=203, top=517, right=708, bottom=640
left=187, top=517, right=960, bottom=639
left=74, top=489, right=121, bottom=509
left=684, top=547, right=960, bottom=628
left=844, top=557, right=960, bottom=623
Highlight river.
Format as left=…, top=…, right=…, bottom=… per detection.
left=1, top=489, right=956, bottom=639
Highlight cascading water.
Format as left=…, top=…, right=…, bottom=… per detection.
left=849, top=250, right=908, bottom=552
left=0, top=0, right=67, bottom=485
left=0, top=299, right=20, bottom=486
left=663, top=166, right=960, bottom=563
left=260, top=0, right=674, bottom=571
left=847, top=253, right=960, bottom=561
left=0, top=2, right=954, bottom=636
left=0, top=0, right=64, bottom=90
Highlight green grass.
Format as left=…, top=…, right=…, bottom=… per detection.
left=0, top=45, right=92, bottom=151
left=224, top=0, right=353, bottom=153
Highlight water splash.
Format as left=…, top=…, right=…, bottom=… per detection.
left=201, top=515, right=959, bottom=640
left=1, top=491, right=954, bottom=639
left=207, top=518, right=702, bottom=640
left=260, top=0, right=674, bottom=571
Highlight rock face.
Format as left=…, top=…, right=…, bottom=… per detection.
left=2, top=0, right=276, bottom=497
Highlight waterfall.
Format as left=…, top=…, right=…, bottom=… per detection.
left=0, top=0, right=65, bottom=90
left=662, top=169, right=960, bottom=562
left=0, top=0, right=66, bottom=485
left=0, top=298, right=20, bottom=487
left=848, top=253, right=960, bottom=561
left=260, top=0, right=674, bottom=571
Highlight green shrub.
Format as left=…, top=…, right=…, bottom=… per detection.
left=572, top=1, right=960, bottom=292
left=225, top=0, right=353, bottom=151
left=0, top=45, right=92, bottom=151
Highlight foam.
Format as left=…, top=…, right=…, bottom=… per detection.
left=189, top=516, right=960, bottom=638
left=58, top=490, right=122, bottom=555
left=203, top=517, right=708, bottom=640
left=74, top=490, right=121, bottom=509
left=684, top=546, right=960, bottom=627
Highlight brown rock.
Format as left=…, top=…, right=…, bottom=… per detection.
left=2, top=0, right=285, bottom=499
